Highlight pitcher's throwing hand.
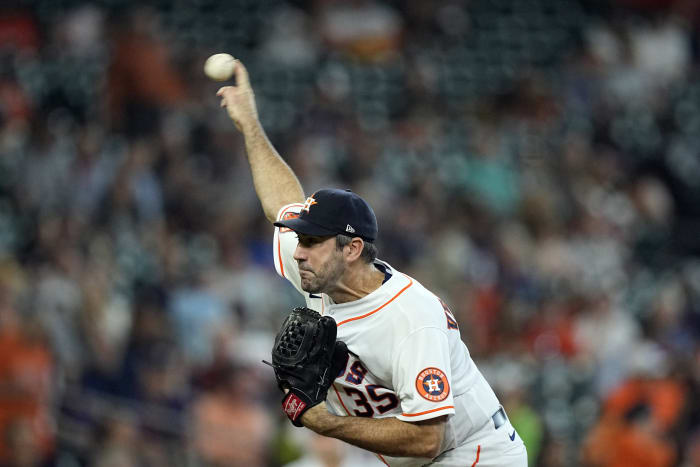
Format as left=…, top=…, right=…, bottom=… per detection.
left=216, top=60, right=258, bottom=131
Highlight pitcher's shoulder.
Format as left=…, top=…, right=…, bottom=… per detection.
left=384, top=273, right=448, bottom=330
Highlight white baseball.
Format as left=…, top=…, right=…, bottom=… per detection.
left=204, top=53, right=236, bottom=81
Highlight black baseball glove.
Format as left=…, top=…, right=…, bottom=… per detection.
left=264, top=307, right=348, bottom=426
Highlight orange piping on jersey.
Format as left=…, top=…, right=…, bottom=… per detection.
left=277, top=238, right=285, bottom=278
left=401, top=406, right=454, bottom=417
left=471, top=445, right=481, bottom=467
left=275, top=204, right=304, bottom=278
left=332, top=383, right=352, bottom=415
left=376, top=454, right=390, bottom=465
left=336, top=276, right=414, bottom=326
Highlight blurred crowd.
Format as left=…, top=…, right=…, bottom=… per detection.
left=1, top=0, right=700, bottom=465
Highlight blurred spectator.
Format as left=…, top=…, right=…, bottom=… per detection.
left=316, top=0, right=403, bottom=62
left=573, top=293, right=642, bottom=395
left=169, top=263, right=229, bottom=368
left=0, top=263, right=53, bottom=464
left=581, top=340, right=684, bottom=466
left=16, top=119, right=73, bottom=216
left=0, top=9, right=40, bottom=53
left=206, top=235, right=290, bottom=332
left=582, top=390, right=678, bottom=466
left=4, top=418, right=48, bottom=467
left=88, top=412, right=142, bottom=467
left=67, top=124, right=118, bottom=223
left=285, top=431, right=382, bottom=467
left=133, top=340, right=190, bottom=465
left=0, top=77, right=33, bottom=127
left=53, top=5, right=105, bottom=59
left=628, top=13, right=690, bottom=87
left=106, top=7, right=186, bottom=136
left=107, top=138, right=164, bottom=225
left=191, top=365, right=273, bottom=467
left=682, top=429, right=700, bottom=467
left=32, top=245, right=84, bottom=378
left=258, top=6, right=320, bottom=68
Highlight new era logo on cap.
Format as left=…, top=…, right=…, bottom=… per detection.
left=274, top=189, right=378, bottom=242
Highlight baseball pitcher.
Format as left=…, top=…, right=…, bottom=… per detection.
left=217, top=60, right=527, bottom=467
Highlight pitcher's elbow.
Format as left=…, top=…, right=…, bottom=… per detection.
left=420, top=432, right=444, bottom=459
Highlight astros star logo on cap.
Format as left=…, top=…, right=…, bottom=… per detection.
left=302, top=195, right=317, bottom=213
left=273, top=188, right=378, bottom=242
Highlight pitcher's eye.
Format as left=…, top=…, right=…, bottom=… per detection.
left=296, top=235, right=313, bottom=247
left=297, top=235, right=329, bottom=247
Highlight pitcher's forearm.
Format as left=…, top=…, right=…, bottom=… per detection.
left=215, top=61, right=305, bottom=222
left=241, top=120, right=304, bottom=222
left=301, top=404, right=444, bottom=459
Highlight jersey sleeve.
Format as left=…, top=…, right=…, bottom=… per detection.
left=273, top=203, right=305, bottom=295
left=393, top=326, right=456, bottom=422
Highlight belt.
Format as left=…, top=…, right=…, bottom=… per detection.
left=492, top=406, right=507, bottom=430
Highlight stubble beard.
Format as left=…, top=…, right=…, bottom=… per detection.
left=300, top=252, right=345, bottom=295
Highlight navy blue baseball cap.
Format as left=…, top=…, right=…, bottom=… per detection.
left=274, top=189, right=378, bottom=242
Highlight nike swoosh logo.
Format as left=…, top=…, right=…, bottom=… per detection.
left=509, top=430, right=516, bottom=441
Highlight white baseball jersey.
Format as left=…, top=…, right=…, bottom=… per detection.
left=273, top=204, right=527, bottom=467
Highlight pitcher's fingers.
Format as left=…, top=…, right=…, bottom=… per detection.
left=216, top=86, right=230, bottom=97
left=233, top=60, right=250, bottom=88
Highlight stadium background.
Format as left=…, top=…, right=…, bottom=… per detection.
left=1, top=0, right=700, bottom=465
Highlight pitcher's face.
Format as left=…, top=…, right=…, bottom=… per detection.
left=294, top=234, right=345, bottom=294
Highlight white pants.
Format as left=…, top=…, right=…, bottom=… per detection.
left=427, top=418, right=527, bottom=467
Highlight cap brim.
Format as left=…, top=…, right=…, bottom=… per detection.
left=273, top=217, right=338, bottom=237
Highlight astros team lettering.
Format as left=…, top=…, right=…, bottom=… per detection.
left=345, top=361, right=368, bottom=384
left=439, top=298, right=459, bottom=330
left=416, top=367, right=450, bottom=402
left=336, top=359, right=399, bottom=416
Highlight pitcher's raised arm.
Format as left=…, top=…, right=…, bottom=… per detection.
left=216, top=60, right=304, bottom=222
